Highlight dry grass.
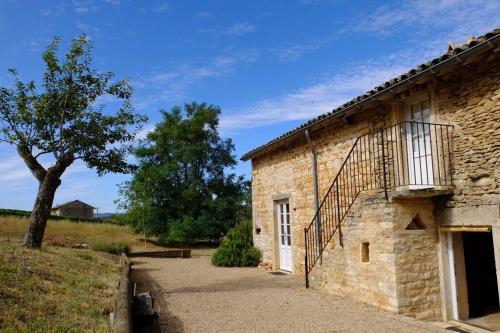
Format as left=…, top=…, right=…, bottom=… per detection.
left=0, top=239, right=119, bottom=332
left=0, top=216, right=165, bottom=252
left=0, top=216, right=215, bottom=331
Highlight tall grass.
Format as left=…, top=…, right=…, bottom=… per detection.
left=0, top=215, right=215, bottom=255
left=0, top=216, right=158, bottom=252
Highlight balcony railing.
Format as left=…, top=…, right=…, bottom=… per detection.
left=304, top=121, right=454, bottom=287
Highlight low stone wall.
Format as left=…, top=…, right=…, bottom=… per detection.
left=128, top=249, right=191, bottom=258
left=112, top=253, right=133, bottom=333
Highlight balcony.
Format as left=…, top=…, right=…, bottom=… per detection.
left=304, top=121, right=454, bottom=286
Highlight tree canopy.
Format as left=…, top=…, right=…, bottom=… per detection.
left=0, top=35, right=146, bottom=247
left=119, top=102, right=250, bottom=244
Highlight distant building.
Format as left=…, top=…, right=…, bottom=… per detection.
left=51, top=200, right=95, bottom=219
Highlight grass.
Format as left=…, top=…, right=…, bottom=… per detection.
left=0, top=216, right=164, bottom=252
left=91, top=240, right=130, bottom=255
left=0, top=215, right=215, bottom=331
left=0, top=215, right=215, bottom=256
left=0, top=239, right=119, bottom=332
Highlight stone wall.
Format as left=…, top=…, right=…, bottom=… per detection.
left=432, top=58, right=500, bottom=320
left=433, top=58, right=500, bottom=210
left=250, top=54, right=499, bottom=320
left=311, top=196, right=399, bottom=313
left=58, top=204, right=94, bottom=219
left=392, top=198, right=441, bottom=320
left=252, top=106, right=391, bottom=272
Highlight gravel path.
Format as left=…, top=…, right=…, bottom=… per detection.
left=132, top=256, right=447, bottom=333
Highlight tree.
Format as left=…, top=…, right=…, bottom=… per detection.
left=119, top=102, right=250, bottom=243
left=0, top=35, right=146, bottom=248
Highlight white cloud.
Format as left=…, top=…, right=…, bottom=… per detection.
left=152, top=2, right=169, bottom=13
left=272, top=32, right=340, bottom=62
left=220, top=63, right=409, bottom=134
left=226, top=22, right=255, bottom=35
left=0, top=156, right=32, bottom=182
left=269, top=0, right=499, bottom=63
left=218, top=0, right=500, bottom=133
left=135, top=124, right=156, bottom=140
left=73, top=0, right=99, bottom=13
left=76, top=21, right=100, bottom=34
left=55, top=179, right=98, bottom=201
left=134, top=49, right=259, bottom=110
left=353, top=0, right=500, bottom=39
left=219, top=43, right=447, bottom=134
left=196, top=11, right=213, bottom=19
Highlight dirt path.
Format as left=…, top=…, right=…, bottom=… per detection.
left=132, top=256, right=447, bottom=333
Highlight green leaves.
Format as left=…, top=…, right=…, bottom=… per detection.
left=0, top=34, right=146, bottom=176
left=120, top=102, right=250, bottom=243
left=211, top=221, right=261, bottom=267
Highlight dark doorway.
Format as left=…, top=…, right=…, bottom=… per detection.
left=462, top=231, right=500, bottom=318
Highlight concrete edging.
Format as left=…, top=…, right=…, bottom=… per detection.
left=112, top=253, right=133, bottom=333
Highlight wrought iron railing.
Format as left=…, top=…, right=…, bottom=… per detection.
left=304, top=121, right=454, bottom=287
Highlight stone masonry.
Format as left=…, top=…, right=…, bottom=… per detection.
left=251, top=51, right=499, bottom=320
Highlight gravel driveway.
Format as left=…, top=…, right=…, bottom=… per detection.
left=132, top=256, right=447, bottom=333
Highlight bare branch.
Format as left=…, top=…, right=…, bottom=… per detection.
left=34, top=150, right=52, bottom=159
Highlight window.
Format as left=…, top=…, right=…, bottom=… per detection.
left=361, top=242, right=370, bottom=262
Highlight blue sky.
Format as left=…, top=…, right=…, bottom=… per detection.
left=0, top=0, right=498, bottom=212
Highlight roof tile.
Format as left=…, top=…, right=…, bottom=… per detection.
left=241, top=28, right=500, bottom=161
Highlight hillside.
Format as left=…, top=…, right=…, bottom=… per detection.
left=0, top=239, right=119, bottom=332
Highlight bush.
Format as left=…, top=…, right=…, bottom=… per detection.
left=91, top=241, right=129, bottom=255
left=211, top=221, right=261, bottom=267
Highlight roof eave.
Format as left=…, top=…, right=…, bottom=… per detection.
left=241, top=32, right=500, bottom=162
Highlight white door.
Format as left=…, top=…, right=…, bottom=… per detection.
left=278, top=202, right=293, bottom=272
left=405, top=100, right=434, bottom=187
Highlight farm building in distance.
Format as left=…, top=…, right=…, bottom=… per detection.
left=51, top=200, right=95, bottom=219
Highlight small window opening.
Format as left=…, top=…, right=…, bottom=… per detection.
left=361, top=242, right=370, bottom=262
left=405, top=213, right=426, bottom=230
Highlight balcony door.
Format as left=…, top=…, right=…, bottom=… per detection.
left=405, top=100, right=433, bottom=187
left=277, top=201, right=293, bottom=272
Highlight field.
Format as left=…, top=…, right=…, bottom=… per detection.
left=0, top=239, right=119, bottom=332
left=0, top=215, right=164, bottom=252
left=0, top=215, right=216, bottom=255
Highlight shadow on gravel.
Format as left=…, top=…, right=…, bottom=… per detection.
left=132, top=261, right=185, bottom=333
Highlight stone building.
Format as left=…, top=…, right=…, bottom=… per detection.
left=51, top=200, right=95, bottom=219
left=242, top=29, right=500, bottom=327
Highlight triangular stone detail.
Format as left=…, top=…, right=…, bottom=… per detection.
left=405, top=214, right=426, bottom=230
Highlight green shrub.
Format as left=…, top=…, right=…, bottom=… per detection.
left=211, top=221, right=261, bottom=267
left=90, top=241, right=129, bottom=255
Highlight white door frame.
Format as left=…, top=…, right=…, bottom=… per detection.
left=404, top=99, right=434, bottom=188
left=277, top=201, right=293, bottom=272
left=447, top=232, right=460, bottom=320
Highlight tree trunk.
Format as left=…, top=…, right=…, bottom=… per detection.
left=23, top=173, right=61, bottom=248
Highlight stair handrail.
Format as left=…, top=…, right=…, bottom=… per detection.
left=304, top=121, right=454, bottom=288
